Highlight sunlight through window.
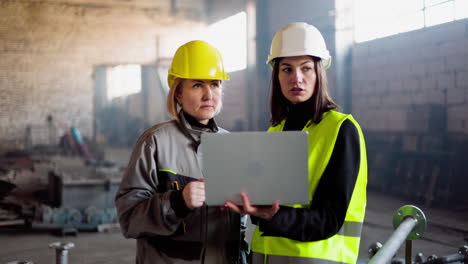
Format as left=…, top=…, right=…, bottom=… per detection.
left=455, top=0, right=468, bottom=19
left=425, top=1, right=454, bottom=26
left=107, top=65, right=142, bottom=101
left=201, top=12, right=247, bottom=72
left=355, top=0, right=465, bottom=42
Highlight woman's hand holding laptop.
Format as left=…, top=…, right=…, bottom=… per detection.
left=223, top=192, right=280, bottom=221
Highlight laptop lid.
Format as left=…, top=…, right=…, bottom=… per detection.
left=201, top=131, right=309, bottom=206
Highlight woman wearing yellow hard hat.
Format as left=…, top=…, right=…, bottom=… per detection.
left=115, top=40, right=248, bottom=264
left=225, top=23, right=368, bottom=264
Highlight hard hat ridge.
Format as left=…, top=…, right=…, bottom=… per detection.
left=167, top=40, right=230, bottom=88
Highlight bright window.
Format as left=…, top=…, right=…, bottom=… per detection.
left=107, top=64, right=141, bottom=101
left=455, top=0, right=468, bottom=19
left=160, top=12, right=248, bottom=73
left=355, top=0, right=467, bottom=42
left=200, top=12, right=247, bottom=72
left=425, top=1, right=454, bottom=26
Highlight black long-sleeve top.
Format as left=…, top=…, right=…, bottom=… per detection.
left=254, top=102, right=361, bottom=242
left=0, top=180, right=16, bottom=200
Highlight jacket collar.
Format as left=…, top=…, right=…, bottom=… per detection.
left=177, top=111, right=219, bottom=152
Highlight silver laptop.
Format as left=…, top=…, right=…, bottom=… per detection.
left=201, top=131, right=309, bottom=206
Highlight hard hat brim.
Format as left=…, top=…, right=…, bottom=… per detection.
left=267, top=54, right=332, bottom=70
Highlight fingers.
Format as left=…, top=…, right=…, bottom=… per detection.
left=223, top=201, right=243, bottom=213
left=240, top=192, right=257, bottom=214
left=181, top=186, right=280, bottom=220
left=272, top=202, right=280, bottom=212
left=182, top=181, right=205, bottom=209
left=240, top=192, right=251, bottom=209
left=268, top=202, right=280, bottom=219
left=239, top=192, right=280, bottom=220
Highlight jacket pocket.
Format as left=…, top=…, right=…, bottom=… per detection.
left=158, top=169, right=199, bottom=235
left=157, top=169, right=197, bottom=192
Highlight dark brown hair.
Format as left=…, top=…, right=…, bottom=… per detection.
left=269, top=56, right=339, bottom=127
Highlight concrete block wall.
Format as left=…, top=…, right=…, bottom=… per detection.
left=352, top=19, right=468, bottom=135
left=0, top=0, right=201, bottom=149
left=352, top=19, right=468, bottom=205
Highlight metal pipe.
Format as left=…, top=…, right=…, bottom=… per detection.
left=369, top=217, right=417, bottom=264
left=49, top=242, right=74, bottom=264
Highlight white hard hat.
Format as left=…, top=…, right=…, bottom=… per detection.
left=266, top=22, right=331, bottom=69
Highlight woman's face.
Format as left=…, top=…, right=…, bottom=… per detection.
left=177, top=79, right=222, bottom=125
left=278, top=56, right=317, bottom=104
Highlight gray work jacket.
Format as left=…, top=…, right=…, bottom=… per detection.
left=115, top=112, right=246, bottom=264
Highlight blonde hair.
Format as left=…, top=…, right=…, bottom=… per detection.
left=166, top=78, right=183, bottom=121
left=166, top=78, right=224, bottom=122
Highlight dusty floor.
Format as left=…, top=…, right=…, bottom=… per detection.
left=0, top=147, right=466, bottom=264
left=358, top=192, right=467, bottom=263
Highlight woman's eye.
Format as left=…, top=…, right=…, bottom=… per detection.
left=193, top=84, right=201, bottom=88
left=211, top=83, right=220, bottom=88
left=303, top=66, right=312, bottom=72
left=281, top=68, right=291, bottom=73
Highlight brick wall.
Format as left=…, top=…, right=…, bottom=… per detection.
left=0, top=0, right=201, bottom=149
left=352, top=19, right=468, bottom=134
left=352, top=20, right=468, bottom=205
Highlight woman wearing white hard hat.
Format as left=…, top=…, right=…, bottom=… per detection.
left=225, top=23, right=368, bottom=264
left=116, top=40, right=248, bottom=264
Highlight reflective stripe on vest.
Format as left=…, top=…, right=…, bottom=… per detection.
left=251, top=110, right=368, bottom=264
left=336, top=221, right=363, bottom=237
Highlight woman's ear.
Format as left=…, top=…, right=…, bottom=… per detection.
left=175, top=91, right=182, bottom=105
left=174, top=78, right=184, bottom=105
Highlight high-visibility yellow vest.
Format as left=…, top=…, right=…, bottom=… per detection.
left=251, top=110, right=367, bottom=264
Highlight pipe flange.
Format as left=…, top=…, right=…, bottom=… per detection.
left=393, top=205, right=427, bottom=240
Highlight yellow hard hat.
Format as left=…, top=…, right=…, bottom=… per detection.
left=167, top=40, right=230, bottom=88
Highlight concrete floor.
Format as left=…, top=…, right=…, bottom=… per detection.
left=0, top=147, right=466, bottom=264
left=359, top=192, right=467, bottom=263
left=0, top=229, right=135, bottom=264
